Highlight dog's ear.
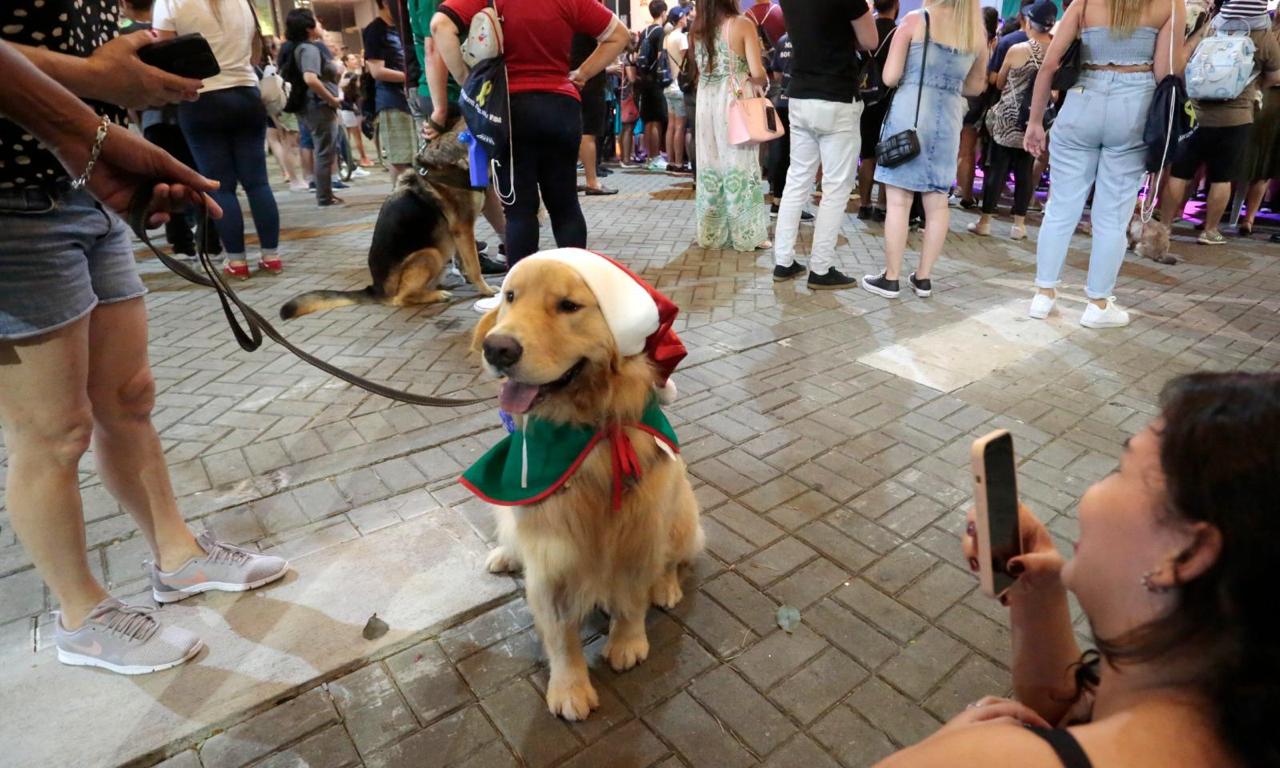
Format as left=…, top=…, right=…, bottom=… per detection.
left=471, top=304, right=500, bottom=354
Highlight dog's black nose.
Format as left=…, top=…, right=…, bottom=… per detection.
left=483, top=335, right=523, bottom=369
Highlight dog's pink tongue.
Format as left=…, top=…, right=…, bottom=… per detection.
left=499, top=381, right=540, bottom=414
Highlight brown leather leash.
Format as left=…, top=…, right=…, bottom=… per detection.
left=128, top=187, right=490, bottom=407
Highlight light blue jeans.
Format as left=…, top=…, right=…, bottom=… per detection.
left=1035, top=71, right=1154, bottom=300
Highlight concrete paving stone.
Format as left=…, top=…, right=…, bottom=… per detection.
left=371, top=457, right=428, bottom=493
left=768, top=557, right=850, bottom=610
left=739, top=538, right=818, bottom=588
left=832, top=579, right=928, bottom=643
left=251, top=724, right=361, bottom=768
left=154, top=750, right=202, bottom=768
left=823, top=509, right=904, bottom=555
left=794, top=521, right=879, bottom=574
left=709, top=503, right=786, bottom=549
left=702, top=571, right=781, bottom=636
left=480, top=678, right=582, bottom=768
left=327, top=663, right=419, bottom=757
left=923, top=653, right=1012, bottom=720
left=786, top=461, right=865, bottom=505
left=768, top=646, right=868, bottom=725
left=765, top=489, right=840, bottom=531
left=643, top=691, right=758, bottom=768
left=250, top=493, right=311, bottom=536
left=439, top=599, right=535, bottom=661
left=386, top=640, right=476, bottom=725
left=809, top=705, right=897, bottom=768
left=199, top=688, right=338, bottom=768
left=285, top=480, right=352, bottom=521
left=863, top=543, right=938, bottom=595
left=939, top=603, right=1012, bottom=660
left=800, top=598, right=899, bottom=670
left=738, top=475, right=809, bottom=514
left=364, top=705, right=499, bottom=768
left=897, top=563, right=976, bottom=619
left=878, top=495, right=946, bottom=538
left=450, top=741, right=518, bottom=768
left=559, top=719, right=669, bottom=768
left=669, top=587, right=756, bottom=659
left=762, top=735, right=843, bottom=768
left=346, top=498, right=405, bottom=535
left=732, top=623, right=828, bottom=690
left=847, top=676, right=944, bottom=748
left=700, top=516, right=757, bottom=564
left=609, top=633, right=717, bottom=710
left=689, top=664, right=797, bottom=754
left=333, top=468, right=393, bottom=507
left=528, top=666, right=634, bottom=745
left=455, top=626, right=543, bottom=696
left=877, top=627, right=969, bottom=700
left=201, top=506, right=269, bottom=546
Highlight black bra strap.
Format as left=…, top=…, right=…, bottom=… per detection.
left=1026, top=727, right=1094, bottom=768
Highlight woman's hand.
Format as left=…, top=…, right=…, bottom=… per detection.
left=56, top=123, right=222, bottom=226
left=963, top=503, right=1065, bottom=599
left=1024, top=123, right=1047, bottom=158
left=938, top=696, right=1052, bottom=735
left=85, top=30, right=202, bottom=108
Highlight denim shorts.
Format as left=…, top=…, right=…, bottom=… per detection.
left=0, top=188, right=146, bottom=340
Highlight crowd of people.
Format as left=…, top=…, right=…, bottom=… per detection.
left=2, top=0, right=1280, bottom=766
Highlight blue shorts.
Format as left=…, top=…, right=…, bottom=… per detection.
left=299, top=119, right=314, bottom=150
left=0, top=188, right=146, bottom=340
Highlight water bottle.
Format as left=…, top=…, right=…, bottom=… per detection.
left=458, top=130, right=490, bottom=189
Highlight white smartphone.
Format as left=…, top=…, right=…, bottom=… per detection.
left=971, top=429, right=1021, bottom=599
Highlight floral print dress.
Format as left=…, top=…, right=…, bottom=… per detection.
left=694, top=23, right=769, bottom=251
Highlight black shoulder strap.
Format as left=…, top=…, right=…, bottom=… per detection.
left=912, top=11, right=929, bottom=129
left=1026, top=727, right=1095, bottom=768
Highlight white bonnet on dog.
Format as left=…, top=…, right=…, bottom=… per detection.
left=503, top=248, right=687, bottom=403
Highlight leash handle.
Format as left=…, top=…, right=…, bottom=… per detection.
left=127, top=186, right=490, bottom=408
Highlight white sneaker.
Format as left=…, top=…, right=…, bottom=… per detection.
left=1080, top=298, right=1130, bottom=329
left=473, top=295, right=502, bottom=313
left=351, top=167, right=371, bottom=178
left=1029, top=291, right=1056, bottom=319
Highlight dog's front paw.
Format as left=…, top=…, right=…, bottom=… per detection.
left=485, top=546, right=522, bottom=574
left=546, top=675, right=599, bottom=721
left=604, top=633, right=650, bottom=672
left=650, top=572, right=684, bottom=609
left=477, top=281, right=498, bottom=297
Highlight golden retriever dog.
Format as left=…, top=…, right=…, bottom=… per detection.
left=468, top=256, right=703, bottom=721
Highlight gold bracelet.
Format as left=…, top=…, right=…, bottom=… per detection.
left=70, top=116, right=111, bottom=191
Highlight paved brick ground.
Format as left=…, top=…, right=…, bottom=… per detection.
left=2, top=162, right=1278, bottom=768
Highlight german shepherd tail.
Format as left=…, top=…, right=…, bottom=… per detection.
left=280, top=287, right=382, bottom=319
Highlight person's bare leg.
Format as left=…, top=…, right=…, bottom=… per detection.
left=483, top=186, right=507, bottom=242
left=918, top=192, right=950, bottom=280
left=645, top=122, right=663, bottom=163
left=1202, top=181, right=1232, bottom=237
left=670, top=117, right=686, bottom=167
left=621, top=123, right=635, bottom=165
left=266, top=127, right=292, bottom=182
left=1160, top=177, right=1188, bottom=231
left=579, top=135, right=600, bottom=189
left=350, top=126, right=370, bottom=164
left=1244, top=179, right=1267, bottom=229
left=0, top=317, right=109, bottom=629
left=883, top=186, right=913, bottom=280
left=957, top=126, right=977, bottom=201
left=858, top=158, right=876, bottom=207
left=85, top=299, right=202, bottom=573
left=300, top=146, right=315, bottom=183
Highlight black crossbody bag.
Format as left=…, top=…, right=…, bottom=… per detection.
left=875, top=11, right=930, bottom=169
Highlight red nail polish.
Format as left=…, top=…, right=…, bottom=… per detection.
left=966, top=521, right=977, bottom=536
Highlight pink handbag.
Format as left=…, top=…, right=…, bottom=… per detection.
left=727, top=76, right=785, bottom=148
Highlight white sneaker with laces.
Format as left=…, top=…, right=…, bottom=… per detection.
left=473, top=295, right=502, bottom=313
left=1080, top=298, right=1130, bottom=328
left=1029, top=291, right=1056, bottom=319
left=55, top=598, right=202, bottom=675
left=151, top=533, right=289, bottom=603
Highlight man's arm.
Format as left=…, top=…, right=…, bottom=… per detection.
left=11, top=31, right=201, bottom=109
left=852, top=9, right=879, bottom=51
left=425, top=37, right=452, bottom=129
left=367, top=59, right=408, bottom=84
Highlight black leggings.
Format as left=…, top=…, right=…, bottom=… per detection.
left=500, top=92, right=588, bottom=265
left=768, top=105, right=790, bottom=199
left=982, top=142, right=1035, bottom=216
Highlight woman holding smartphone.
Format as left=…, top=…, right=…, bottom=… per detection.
left=876, top=372, right=1278, bottom=768
left=153, top=0, right=282, bottom=279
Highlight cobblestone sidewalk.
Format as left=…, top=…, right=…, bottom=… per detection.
left=1, top=164, right=1277, bottom=768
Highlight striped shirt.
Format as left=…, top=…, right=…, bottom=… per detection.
left=1220, top=0, right=1270, bottom=20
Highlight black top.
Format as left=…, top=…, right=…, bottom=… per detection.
left=771, top=34, right=793, bottom=106
left=363, top=16, right=411, bottom=112
left=0, top=0, right=127, bottom=192
left=872, top=17, right=898, bottom=71
left=779, top=0, right=871, bottom=103
left=1026, top=727, right=1095, bottom=768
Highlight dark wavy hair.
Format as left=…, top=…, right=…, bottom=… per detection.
left=691, top=0, right=739, bottom=84
left=1077, top=372, right=1280, bottom=766
left=284, top=8, right=317, bottom=44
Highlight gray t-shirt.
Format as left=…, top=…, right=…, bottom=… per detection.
left=297, top=41, right=342, bottom=107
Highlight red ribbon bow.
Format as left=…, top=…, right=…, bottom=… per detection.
left=607, top=423, right=643, bottom=511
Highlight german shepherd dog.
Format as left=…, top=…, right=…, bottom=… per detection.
left=279, top=119, right=496, bottom=319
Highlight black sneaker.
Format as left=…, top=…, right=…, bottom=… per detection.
left=479, top=253, right=508, bottom=275
left=860, top=272, right=900, bottom=298
left=770, top=203, right=780, bottom=218
left=857, top=206, right=872, bottom=220
left=773, top=261, right=807, bottom=282
left=909, top=216, right=925, bottom=231
left=807, top=267, right=858, bottom=290
left=873, top=208, right=886, bottom=222
left=476, top=240, right=488, bottom=253
left=908, top=272, right=932, bottom=297
left=770, top=203, right=815, bottom=222
left=800, top=210, right=815, bottom=222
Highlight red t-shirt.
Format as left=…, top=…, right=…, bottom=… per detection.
left=745, top=1, right=787, bottom=47
left=440, top=0, right=614, bottom=100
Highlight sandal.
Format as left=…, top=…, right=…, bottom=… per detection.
left=583, top=185, right=617, bottom=196
left=223, top=261, right=251, bottom=280
left=258, top=258, right=284, bottom=274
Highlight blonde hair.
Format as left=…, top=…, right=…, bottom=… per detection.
left=925, top=0, right=983, bottom=53
left=1106, top=0, right=1146, bottom=34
